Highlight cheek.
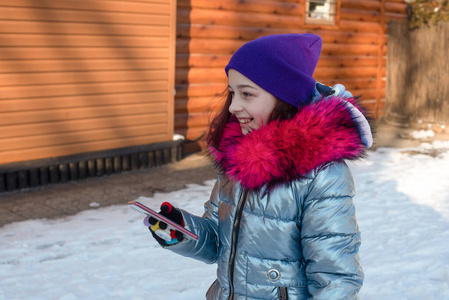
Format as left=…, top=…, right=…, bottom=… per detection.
left=254, top=109, right=272, bottom=127
left=263, top=105, right=275, bottom=121
left=263, top=110, right=272, bottom=124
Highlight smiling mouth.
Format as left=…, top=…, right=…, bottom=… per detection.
left=238, top=118, right=253, bottom=124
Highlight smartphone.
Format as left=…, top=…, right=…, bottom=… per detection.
left=128, top=200, right=198, bottom=241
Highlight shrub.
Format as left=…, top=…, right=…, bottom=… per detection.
left=408, top=0, right=449, bottom=29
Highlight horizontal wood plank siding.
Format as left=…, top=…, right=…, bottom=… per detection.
left=175, top=0, right=407, bottom=146
left=0, top=0, right=177, bottom=165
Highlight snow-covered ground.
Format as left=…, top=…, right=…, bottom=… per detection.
left=1, top=141, right=449, bottom=300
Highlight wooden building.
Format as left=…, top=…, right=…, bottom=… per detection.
left=175, top=0, right=408, bottom=149
left=0, top=0, right=178, bottom=191
left=0, top=0, right=407, bottom=192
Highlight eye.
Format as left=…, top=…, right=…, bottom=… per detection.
left=242, top=92, right=253, bottom=98
left=229, top=90, right=235, bottom=98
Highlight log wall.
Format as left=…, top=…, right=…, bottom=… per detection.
left=0, top=0, right=177, bottom=165
left=175, top=0, right=407, bottom=149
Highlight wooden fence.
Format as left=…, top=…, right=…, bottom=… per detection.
left=386, top=20, right=449, bottom=125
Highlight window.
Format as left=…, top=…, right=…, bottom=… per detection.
left=305, top=0, right=337, bottom=25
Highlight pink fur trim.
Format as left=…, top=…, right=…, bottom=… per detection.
left=209, top=96, right=366, bottom=189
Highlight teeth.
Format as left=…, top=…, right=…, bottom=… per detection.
left=239, top=119, right=251, bottom=124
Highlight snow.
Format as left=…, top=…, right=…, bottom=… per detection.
left=411, top=129, right=435, bottom=140
left=1, top=142, right=449, bottom=300
left=173, top=134, right=185, bottom=141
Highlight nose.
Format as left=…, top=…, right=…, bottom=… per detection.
left=229, top=95, right=243, bottom=114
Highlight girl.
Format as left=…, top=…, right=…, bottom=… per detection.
left=146, top=33, right=371, bottom=299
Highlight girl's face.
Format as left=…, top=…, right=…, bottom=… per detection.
left=228, top=69, right=277, bottom=135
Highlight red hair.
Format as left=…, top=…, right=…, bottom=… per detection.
left=206, top=90, right=298, bottom=151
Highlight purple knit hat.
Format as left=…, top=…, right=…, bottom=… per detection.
left=225, top=33, right=322, bottom=107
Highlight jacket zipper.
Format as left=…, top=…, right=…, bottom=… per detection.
left=228, top=189, right=249, bottom=300
left=279, top=287, right=289, bottom=300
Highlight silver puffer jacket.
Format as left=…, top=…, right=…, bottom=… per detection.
left=165, top=96, right=367, bottom=299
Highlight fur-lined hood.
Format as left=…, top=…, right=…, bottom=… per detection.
left=209, top=96, right=369, bottom=190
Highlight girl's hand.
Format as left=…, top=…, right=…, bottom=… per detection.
left=146, top=202, right=185, bottom=246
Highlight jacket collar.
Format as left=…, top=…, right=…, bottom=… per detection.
left=209, top=96, right=367, bottom=190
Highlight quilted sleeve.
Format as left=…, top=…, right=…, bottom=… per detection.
left=162, top=175, right=221, bottom=264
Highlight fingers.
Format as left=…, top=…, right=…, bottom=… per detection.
left=147, top=216, right=182, bottom=244
left=160, top=202, right=172, bottom=214
left=147, top=216, right=158, bottom=225
left=145, top=202, right=185, bottom=246
left=159, top=202, right=184, bottom=227
left=149, top=225, right=183, bottom=246
left=145, top=216, right=168, bottom=229
left=150, top=229, right=170, bottom=246
left=174, top=230, right=184, bottom=242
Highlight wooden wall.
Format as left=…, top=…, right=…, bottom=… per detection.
left=175, top=0, right=407, bottom=149
left=0, top=0, right=177, bottom=165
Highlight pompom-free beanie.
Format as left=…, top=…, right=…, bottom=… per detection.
left=225, top=33, right=322, bottom=108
